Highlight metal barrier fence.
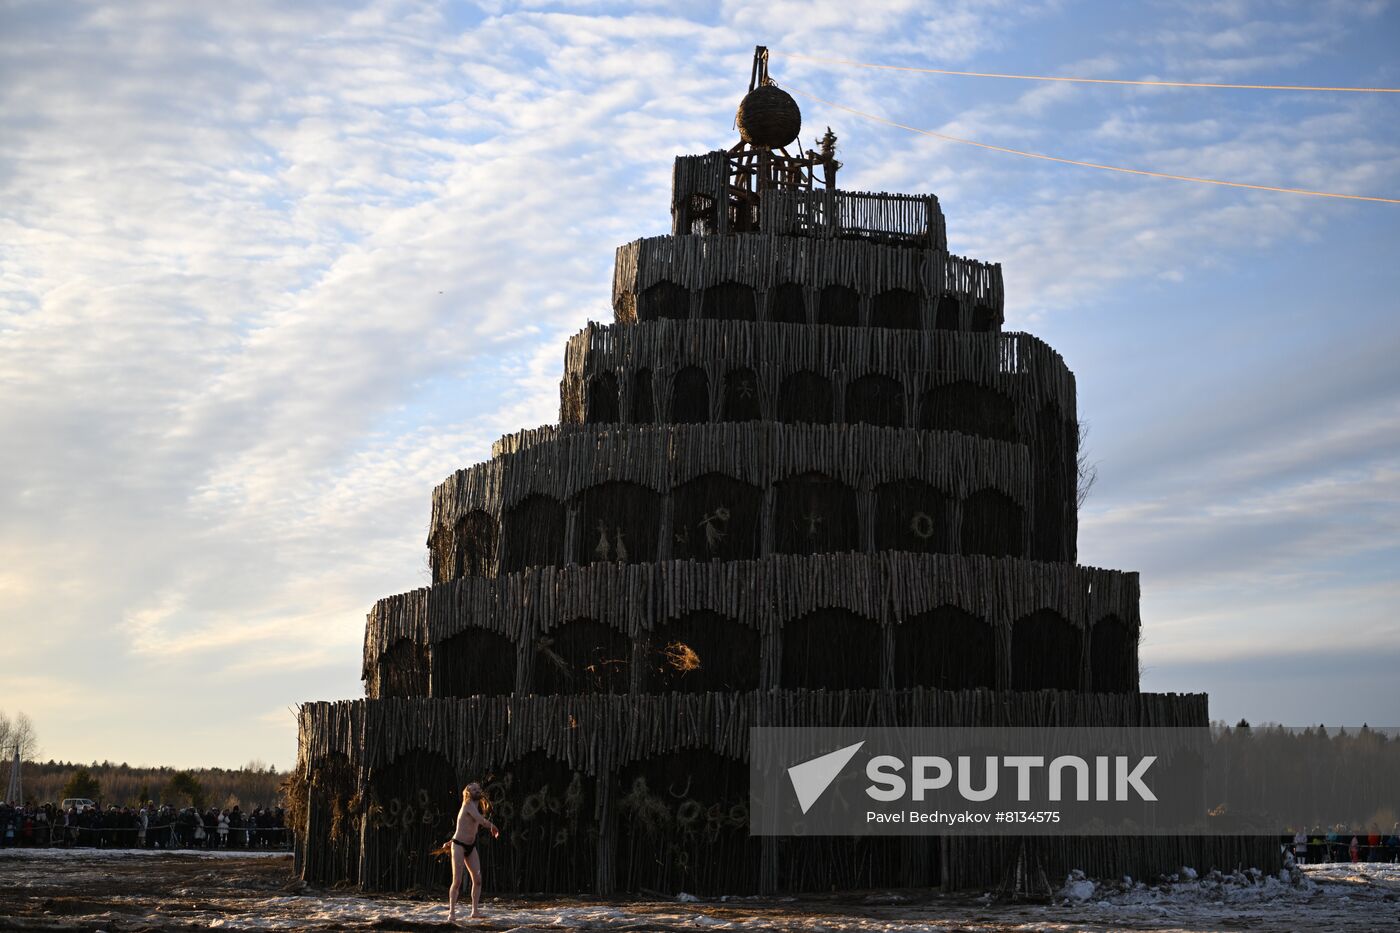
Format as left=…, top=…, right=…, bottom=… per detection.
left=1, top=818, right=292, bottom=851
left=1286, top=838, right=1400, bottom=864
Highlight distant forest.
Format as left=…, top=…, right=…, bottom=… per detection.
left=11, top=759, right=286, bottom=810
left=1208, top=722, right=1397, bottom=831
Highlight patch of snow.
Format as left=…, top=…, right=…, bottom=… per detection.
left=1060, top=868, right=1096, bottom=902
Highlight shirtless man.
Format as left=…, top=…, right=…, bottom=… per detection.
left=447, top=782, right=499, bottom=921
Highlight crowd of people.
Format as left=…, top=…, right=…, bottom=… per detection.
left=1286, top=825, right=1400, bottom=864
left=0, top=801, right=290, bottom=849
left=8, top=800, right=1397, bottom=869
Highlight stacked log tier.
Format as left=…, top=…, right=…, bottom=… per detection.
left=295, top=691, right=1277, bottom=894
left=302, top=690, right=1207, bottom=791
left=427, top=420, right=1080, bottom=579
left=557, top=322, right=1075, bottom=431
left=612, top=235, right=1002, bottom=330
left=365, top=552, right=1141, bottom=701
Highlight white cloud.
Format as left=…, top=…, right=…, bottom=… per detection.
left=1, top=0, right=1397, bottom=767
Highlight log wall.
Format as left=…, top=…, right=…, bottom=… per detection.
left=557, top=322, right=1075, bottom=437
left=292, top=691, right=1279, bottom=893
left=429, top=422, right=1048, bottom=572
left=612, top=235, right=1003, bottom=330
left=364, top=552, right=1141, bottom=699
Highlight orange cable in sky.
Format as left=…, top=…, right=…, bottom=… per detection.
left=775, top=51, right=1400, bottom=93
left=780, top=83, right=1400, bottom=204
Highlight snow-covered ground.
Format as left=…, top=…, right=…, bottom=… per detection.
left=1, top=850, right=1396, bottom=931
left=1050, top=863, right=1400, bottom=931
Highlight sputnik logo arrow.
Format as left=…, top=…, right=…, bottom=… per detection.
left=787, top=741, right=865, bottom=814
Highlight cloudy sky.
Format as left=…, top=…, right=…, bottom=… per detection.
left=2, top=0, right=1397, bottom=771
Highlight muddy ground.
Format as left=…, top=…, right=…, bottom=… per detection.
left=1, top=850, right=1396, bottom=932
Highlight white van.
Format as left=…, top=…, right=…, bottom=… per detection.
left=60, top=798, right=96, bottom=811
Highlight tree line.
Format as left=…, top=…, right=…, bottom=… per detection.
left=20, top=759, right=286, bottom=811
left=1207, top=721, right=1399, bottom=831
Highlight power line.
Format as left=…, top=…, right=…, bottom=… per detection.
left=779, top=83, right=1400, bottom=204
left=775, top=52, right=1400, bottom=94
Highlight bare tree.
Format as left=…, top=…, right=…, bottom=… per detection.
left=1, top=710, right=39, bottom=801
left=1076, top=420, right=1099, bottom=510
left=0, top=710, right=39, bottom=759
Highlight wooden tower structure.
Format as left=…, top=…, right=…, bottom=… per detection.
left=292, top=49, right=1280, bottom=895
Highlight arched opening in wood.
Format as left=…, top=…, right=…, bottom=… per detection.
left=894, top=605, right=995, bottom=689
left=916, top=381, right=1018, bottom=442
left=302, top=752, right=360, bottom=886
left=1032, top=402, right=1075, bottom=562
left=585, top=372, right=619, bottom=424
left=645, top=611, right=760, bottom=692
left=873, top=479, right=952, bottom=553
left=721, top=367, right=762, bottom=422
left=934, top=297, right=960, bottom=331
left=871, top=287, right=921, bottom=330
left=970, top=303, right=996, bottom=332
left=364, top=750, right=459, bottom=892
left=451, top=510, right=498, bottom=579
left=845, top=373, right=905, bottom=427
left=630, top=369, right=655, bottom=423
left=638, top=280, right=690, bottom=321
left=499, top=494, right=566, bottom=573
left=670, top=472, right=762, bottom=561
left=818, top=283, right=860, bottom=326
left=776, top=370, right=833, bottom=424
left=701, top=281, right=757, bottom=321
left=616, top=748, right=757, bottom=895
left=1090, top=614, right=1136, bottom=693
left=1011, top=609, right=1081, bottom=691
left=574, top=481, right=661, bottom=565
left=376, top=638, right=428, bottom=698
left=769, top=282, right=806, bottom=324
left=670, top=365, right=710, bottom=424
left=534, top=618, right=630, bottom=694
left=774, top=471, right=860, bottom=555
left=960, top=488, right=1024, bottom=558
left=482, top=750, right=596, bottom=893
left=433, top=628, right=515, bottom=698
left=781, top=608, right=882, bottom=689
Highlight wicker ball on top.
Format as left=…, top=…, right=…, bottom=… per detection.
left=736, top=84, right=801, bottom=148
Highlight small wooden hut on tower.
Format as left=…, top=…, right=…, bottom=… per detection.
left=292, top=48, right=1278, bottom=894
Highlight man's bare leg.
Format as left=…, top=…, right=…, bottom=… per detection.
left=448, top=846, right=464, bottom=920
left=466, top=848, right=484, bottom=918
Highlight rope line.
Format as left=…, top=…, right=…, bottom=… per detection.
left=779, top=83, right=1400, bottom=204
left=774, top=52, right=1400, bottom=94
